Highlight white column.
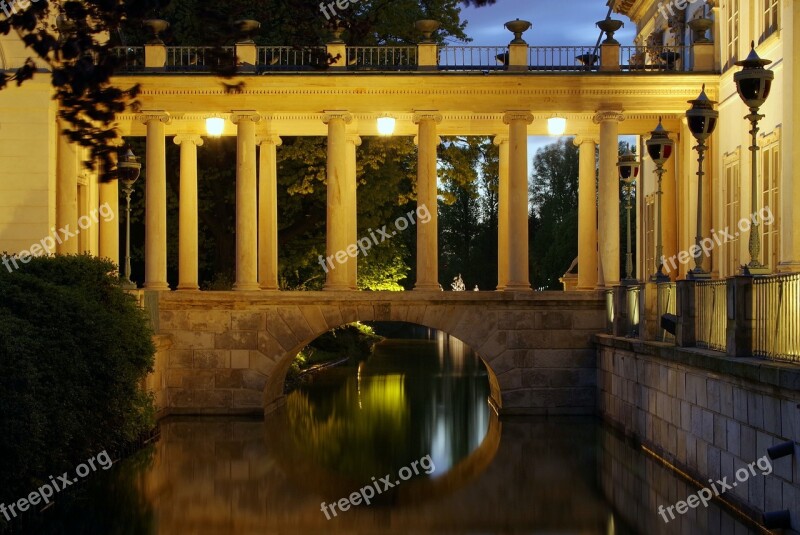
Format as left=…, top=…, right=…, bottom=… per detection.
left=56, top=126, right=79, bottom=254
left=504, top=111, right=533, bottom=291
left=413, top=111, right=442, bottom=291
left=345, top=133, right=361, bottom=289
left=98, top=174, right=119, bottom=265
left=139, top=111, right=170, bottom=291
left=779, top=0, right=800, bottom=272
left=231, top=111, right=261, bottom=291
left=174, top=134, right=203, bottom=290
left=258, top=134, right=282, bottom=290
left=323, top=111, right=352, bottom=291
left=575, top=136, right=598, bottom=290
left=494, top=135, right=509, bottom=290
left=594, top=111, right=624, bottom=288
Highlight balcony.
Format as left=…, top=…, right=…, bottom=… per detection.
left=111, top=43, right=710, bottom=75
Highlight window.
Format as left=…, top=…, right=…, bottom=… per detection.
left=760, top=132, right=781, bottom=271
left=724, top=153, right=741, bottom=276
left=726, top=0, right=740, bottom=68
left=761, top=0, right=780, bottom=42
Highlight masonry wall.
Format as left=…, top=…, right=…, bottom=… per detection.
left=597, top=335, right=800, bottom=529
left=145, top=291, right=605, bottom=418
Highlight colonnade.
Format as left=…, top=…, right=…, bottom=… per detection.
left=54, top=108, right=646, bottom=292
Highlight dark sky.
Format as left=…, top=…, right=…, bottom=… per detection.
left=459, top=0, right=636, bottom=47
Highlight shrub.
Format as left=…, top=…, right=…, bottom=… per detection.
left=0, top=255, right=155, bottom=507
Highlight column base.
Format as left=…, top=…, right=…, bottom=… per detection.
left=259, top=285, right=280, bottom=291
left=143, top=282, right=170, bottom=291
left=176, top=284, right=200, bottom=291
left=414, top=283, right=442, bottom=291
left=503, top=283, right=531, bottom=291
left=324, top=283, right=352, bottom=291
left=233, top=282, right=261, bottom=291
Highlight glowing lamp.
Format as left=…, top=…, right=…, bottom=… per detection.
left=377, top=116, right=396, bottom=136
left=206, top=117, right=225, bottom=137
left=547, top=116, right=567, bottom=136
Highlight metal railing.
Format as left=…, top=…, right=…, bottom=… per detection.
left=257, top=46, right=328, bottom=71
left=111, top=47, right=144, bottom=71
left=621, top=45, right=689, bottom=72
left=695, top=280, right=727, bottom=351
left=528, top=46, right=600, bottom=71
left=438, top=46, right=508, bottom=71
left=347, top=46, right=417, bottom=71
left=165, top=46, right=236, bottom=72
left=754, top=273, right=800, bottom=362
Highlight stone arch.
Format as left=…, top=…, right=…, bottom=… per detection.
left=261, top=303, right=506, bottom=414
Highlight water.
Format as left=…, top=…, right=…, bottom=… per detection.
left=23, top=329, right=762, bottom=534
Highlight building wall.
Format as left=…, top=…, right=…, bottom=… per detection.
left=597, top=335, right=800, bottom=529
left=0, top=76, right=58, bottom=256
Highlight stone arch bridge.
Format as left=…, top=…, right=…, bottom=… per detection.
left=144, top=291, right=605, bottom=417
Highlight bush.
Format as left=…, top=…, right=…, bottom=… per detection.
left=0, top=255, right=155, bottom=507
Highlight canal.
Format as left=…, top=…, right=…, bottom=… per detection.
left=31, top=325, right=761, bottom=534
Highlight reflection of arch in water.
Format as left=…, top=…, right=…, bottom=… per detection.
left=267, top=320, right=503, bottom=416
left=262, top=402, right=501, bottom=504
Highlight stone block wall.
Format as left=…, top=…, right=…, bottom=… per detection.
left=146, top=290, right=605, bottom=417
left=597, top=335, right=800, bottom=529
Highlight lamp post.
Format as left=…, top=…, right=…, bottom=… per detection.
left=646, top=118, right=674, bottom=282
left=617, top=149, right=640, bottom=284
left=686, top=84, right=718, bottom=279
left=118, top=148, right=142, bottom=289
left=734, top=42, right=774, bottom=275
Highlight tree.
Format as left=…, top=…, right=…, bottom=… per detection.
left=529, top=138, right=579, bottom=289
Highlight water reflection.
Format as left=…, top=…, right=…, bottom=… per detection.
left=27, top=329, right=764, bottom=534
left=276, top=332, right=491, bottom=484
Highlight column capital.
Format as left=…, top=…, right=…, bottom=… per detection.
left=346, top=134, right=362, bottom=146
left=412, top=111, right=443, bottom=124
left=230, top=110, right=261, bottom=124
left=493, top=134, right=509, bottom=146
left=503, top=111, right=533, bottom=125
left=173, top=134, right=204, bottom=147
left=593, top=110, right=625, bottom=124
left=573, top=135, right=598, bottom=147
left=257, top=134, right=283, bottom=146
left=322, top=111, right=353, bottom=124
left=138, top=111, right=170, bottom=125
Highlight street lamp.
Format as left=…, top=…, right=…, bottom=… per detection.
left=118, top=148, right=142, bottom=289
left=646, top=117, right=674, bottom=282
left=617, top=149, right=640, bottom=284
left=734, top=42, right=774, bottom=275
left=686, top=84, right=718, bottom=279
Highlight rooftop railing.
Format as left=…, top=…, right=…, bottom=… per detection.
left=112, top=43, right=705, bottom=74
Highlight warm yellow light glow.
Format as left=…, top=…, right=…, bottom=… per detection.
left=377, top=116, right=396, bottom=136
left=548, top=116, right=567, bottom=136
left=206, top=117, right=225, bottom=137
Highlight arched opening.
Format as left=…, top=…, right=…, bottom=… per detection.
left=268, top=321, right=497, bottom=485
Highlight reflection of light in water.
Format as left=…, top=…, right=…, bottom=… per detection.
left=428, top=330, right=488, bottom=477
left=357, top=361, right=364, bottom=409
left=607, top=513, right=616, bottom=535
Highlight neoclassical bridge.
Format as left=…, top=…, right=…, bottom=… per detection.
left=144, top=290, right=605, bottom=417
left=51, top=36, right=719, bottom=294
